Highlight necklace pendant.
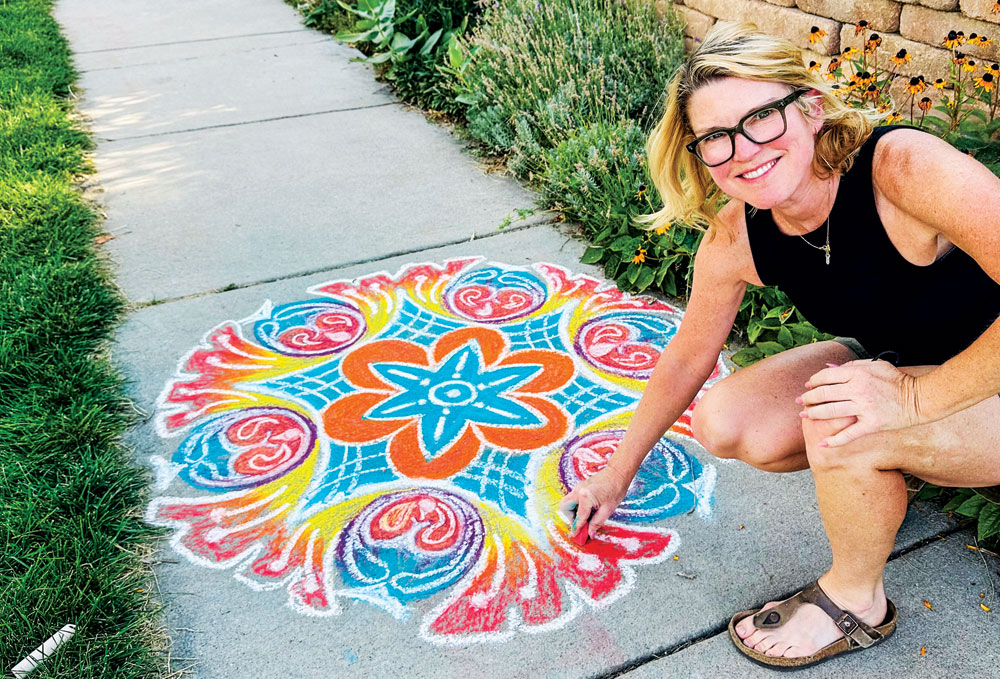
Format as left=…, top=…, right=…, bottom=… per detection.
left=824, top=246, right=831, bottom=266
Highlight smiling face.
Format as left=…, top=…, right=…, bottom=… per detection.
left=686, top=77, right=822, bottom=211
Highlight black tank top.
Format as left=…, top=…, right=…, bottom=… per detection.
left=745, top=125, right=1000, bottom=366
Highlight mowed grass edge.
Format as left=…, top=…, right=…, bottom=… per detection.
left=0, top=1, right=165, bottom=676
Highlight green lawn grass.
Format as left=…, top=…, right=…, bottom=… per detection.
left=0, top=1, right=163, bottom=676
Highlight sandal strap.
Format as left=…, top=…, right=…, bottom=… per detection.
left=751, top=580, right=884, bottom=649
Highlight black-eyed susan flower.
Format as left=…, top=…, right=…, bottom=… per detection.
left=908, top=76, right=927, bottom=94
left=974, top=73, right=995, bottom=92
left=842, top=46, right=860, bottom=59
left=918, top=97, right=932, bottom=112
left=877, top=102, right=892, bottom=113
left=967, top=33, right=989, bottom=47
left=654, top=225, right=669, bottom=235
left=886, top=112, right=902, bottom=124
left=632, top=248, right=647, bottom=264
left=993, top=2, right=1000, bottom=14
left=858, top=71, right=876, bottom=86
left=865, top=33, right=882, bottom=53
left=944, top=30, right=963, bottom=49
left=891, top=49, right=911, bottom=66
left=864, top=84, right=880, bottom=100
left=808, top=60, right=820, bottom=72
left=989, top=63, right=1000, bottom=75
left=965, top=60, right=979, bottom=72
left=809, top=26, right=827, bottom=44
left=635, top=184, right=647, bottom=200
left=855, top=20, right=869, bottom=35
left=826, top=58, right=841, bottom=73
left=933, top=78, right=947, bottom=89
left=830, top=83, right=847, bottom=98
left=953, top=52, right=968, bottom=66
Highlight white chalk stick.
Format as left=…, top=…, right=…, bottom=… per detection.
left=10, top=624, right=75, bottom=678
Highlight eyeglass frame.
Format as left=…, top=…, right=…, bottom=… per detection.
left=685, top=88, right=812, bottom=168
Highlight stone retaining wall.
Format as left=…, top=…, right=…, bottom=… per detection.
left=654, top=0, right=1000, bottom=86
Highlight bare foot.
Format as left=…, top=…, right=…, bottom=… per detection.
left=734, top=577, right=888, bottom=658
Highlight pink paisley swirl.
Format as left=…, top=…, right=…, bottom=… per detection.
left=369, top=494, right=462, bottom=552
left=276, top=311, right=364, bottom=353
left=575, top=313, right=675, bottom=378
left=226, top=413, right=311, bottom=477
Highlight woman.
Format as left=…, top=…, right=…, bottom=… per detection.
left=559, top=21, right=1000, bottom=669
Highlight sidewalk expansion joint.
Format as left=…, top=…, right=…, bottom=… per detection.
left=75, top=29, right=311, bottom=54
left=130, top=219, right=554, bottom=310
left=79, top=39, right=333, bottom=73
left=593, top=521, right=970, bottom=678
left=99, top=102, right=399, bottom=142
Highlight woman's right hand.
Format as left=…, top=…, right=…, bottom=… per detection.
left=558, top=464, right=633, bottom=540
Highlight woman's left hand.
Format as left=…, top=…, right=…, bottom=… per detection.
left=798, top=359, right=924, bottom=447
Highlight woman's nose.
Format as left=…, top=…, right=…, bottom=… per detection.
left=732, top=131, right=761, bottom=162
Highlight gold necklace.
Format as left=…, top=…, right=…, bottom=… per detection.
left=796, top=177, right=837, bottom=266
left=799, top=216, right=831, bottom=265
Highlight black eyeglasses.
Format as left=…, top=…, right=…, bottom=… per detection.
left=685, top=88, right=810, bottom=167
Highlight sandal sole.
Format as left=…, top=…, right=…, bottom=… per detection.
left=728, top=599, right=897, bottom=670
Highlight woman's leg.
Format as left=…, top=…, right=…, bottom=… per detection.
left=691, top=339, right=858, bottom=471
left=735, top=367, right=1000, bottom=658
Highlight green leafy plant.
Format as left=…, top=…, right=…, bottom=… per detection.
left=454, top=0, right=685, bottom=177
left=919, top=485, right=1000, bottom=547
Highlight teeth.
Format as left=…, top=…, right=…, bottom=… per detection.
left=742, top=159, right=776, bottom=179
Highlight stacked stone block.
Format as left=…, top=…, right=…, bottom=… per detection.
left=653, top=0, right=1000, bottom=87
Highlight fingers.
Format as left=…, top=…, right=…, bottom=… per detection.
left=588, top=502, right=617, bottom=538
left=570, top=488, right=596, bottom=538
left=804, top=364, right=850, bottom=390
left=800, top=400, right=858, bottom=420
left=821, top=422, right=869, bottom=448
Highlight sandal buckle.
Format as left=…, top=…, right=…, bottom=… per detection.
left=837, top=613, right=859, bottom=635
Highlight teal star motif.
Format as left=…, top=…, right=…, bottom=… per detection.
left=366, top=341, right=544, bottom=455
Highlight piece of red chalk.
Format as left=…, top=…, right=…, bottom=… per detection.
left=572, top=521, right=590, bottom=546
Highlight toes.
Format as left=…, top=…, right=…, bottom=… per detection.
left=736, top=602, right=779, bottom=640
left=765, top=641, right=790, bottom=658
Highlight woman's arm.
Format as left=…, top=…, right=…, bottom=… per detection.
left=562, top=204, right=749, bottom=535
left=802, top=130, right=1000, bottom=446
left=874, top=131, right=1000, bottom=420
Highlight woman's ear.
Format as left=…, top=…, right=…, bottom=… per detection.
left=809, top=89, right=825, bottom=134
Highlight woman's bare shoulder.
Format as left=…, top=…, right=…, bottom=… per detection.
left=698, top=199, right=765, bottom=287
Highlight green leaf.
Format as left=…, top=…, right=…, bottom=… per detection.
left=942, top=488, right=975, bottom=512
left=660, top=271, right=677, bottom=296
left=747, top=319, right=763, bottom=344
left=777, top=325, right=794, bottom=347
left=956, top=493, right=988, bottom=518
left=626, top=262, right=642, bottom=285
left=756, top=341, right=786, bottom=357
left=581, top=246, right=605, bottom=264
left=419, top=28, right=443, bottom=55
left=731, top=347, right=764, bottom=366
left=635, top=266, right=656, bottom=292
left=977, top=502, right=1000, bottom=540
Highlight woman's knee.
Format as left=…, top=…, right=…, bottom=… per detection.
left=692, top=385, right=789, bottom=468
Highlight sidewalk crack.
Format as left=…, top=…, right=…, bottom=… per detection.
left=592, top=522, right=970, bottom=678
left=75, top=29, right=310, bottom=54
left=100, top=102, right=398, bottom=142
left=129, top=219, right=553, bottom=309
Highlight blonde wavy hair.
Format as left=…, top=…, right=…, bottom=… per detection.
left=635, top=21, right=881, bottom=239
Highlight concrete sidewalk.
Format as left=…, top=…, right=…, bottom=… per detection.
left=55, top=0, right=998, bottom=676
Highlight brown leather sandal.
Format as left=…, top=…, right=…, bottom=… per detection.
left=728, top=580, right=897, bottom=670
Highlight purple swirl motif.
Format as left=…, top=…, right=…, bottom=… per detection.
left=253, top=301, right=366, bottom=357
left=574, top=312, right=677, bottom=379
left=333, top=488, right=486, bottom=604
left=443, top=266, right=547, bottom=322
left=173, top=407, right=317, bottom=491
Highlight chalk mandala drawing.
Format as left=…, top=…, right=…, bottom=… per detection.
left=147, top=258, right=729, bottom=643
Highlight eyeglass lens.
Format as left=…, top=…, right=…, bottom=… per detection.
left=695, top=107, right=788, bottom=166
